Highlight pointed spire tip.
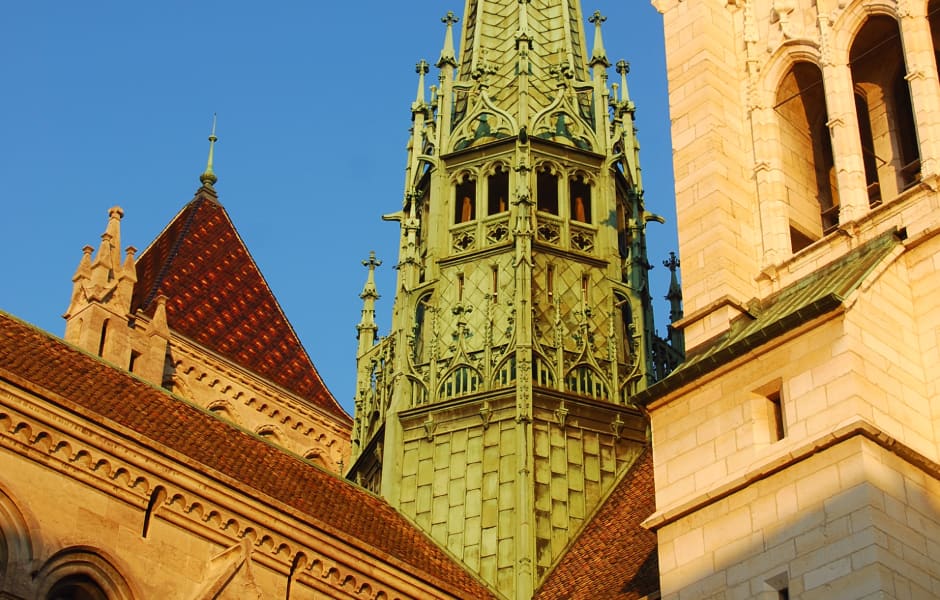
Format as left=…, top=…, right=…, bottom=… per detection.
left=199, top=114, right=219, bottom=189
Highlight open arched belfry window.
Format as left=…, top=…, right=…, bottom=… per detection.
left=487, top=165, right=509, bottom=215
left=536, top=167, right=559, bottom=214
left=774, top=61, right=838, bottom=251
left=455, top=177, right=476, bottom=223
left=850, top=15, right=920, bottom=200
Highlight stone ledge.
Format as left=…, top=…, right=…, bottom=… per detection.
left=642, top=418, right=940, bottom=531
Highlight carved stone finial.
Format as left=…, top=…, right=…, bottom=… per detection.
left=437, top=12, right=459, bottom=68
left=663, top=251, right=680, bottom=272
left=589, top=11, right=611, bottom=68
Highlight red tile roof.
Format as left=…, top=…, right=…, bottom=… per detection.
left=535, top=448, right=659, bottom=600
left=131, top=190, right=349, bottom=423
left=0, top=312, right=494, bottom=599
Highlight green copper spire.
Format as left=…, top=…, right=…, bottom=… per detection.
left=350, top=4, right=678, bottom=598
left=199, top=114, right=218, bottom=189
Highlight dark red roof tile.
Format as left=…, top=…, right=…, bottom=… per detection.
left=535, top=448, right=659, bottom=600
left=131, top=192, right=349, bottom=423
left=0, top=312, right=493, bottom=598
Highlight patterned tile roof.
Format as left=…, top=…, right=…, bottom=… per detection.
left=0, top=311, right=494, bottom=599
left=535, top=448, right=659, bottom=600
left=131, top=190, right=349, bottom=423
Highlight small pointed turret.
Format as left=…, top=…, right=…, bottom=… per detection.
left=413, top=60, right=429, bottom=112
left=664, top=252, right=685, bottom=355
left=589, top=11, right=611, bottom=68
left=437, top=12, right=458, bottom=68
left=199, top=115, right=219, bottom=190
left=616, top=60, right=634, bottom=112
left=357, top=252, right=382, bottom=356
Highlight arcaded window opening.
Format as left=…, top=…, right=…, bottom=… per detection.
left=455, top=178, right=476, bottom=223
left=97, top=319, right=109, bottom=357
left=487, top=166, right=509, bottom=215
left=536, top=168, right=559, bottom=214
left=850, top=16, right=919, bottom=200
left=46, top=574, right=109, bottom=600
left=774, top=61, right=836, bottom=248
left=569, top=177, right=592, bottom=223
left=413, top=293, right=431, bottom=361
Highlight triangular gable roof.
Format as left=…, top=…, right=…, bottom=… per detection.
left=535, top=447, right=659, bottom=600
left=131, top=191, right=349, bottom=423
left=0, top=311, right=494, bottom=598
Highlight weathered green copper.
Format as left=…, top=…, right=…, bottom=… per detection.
left=349, top=3, right=679, bottom=598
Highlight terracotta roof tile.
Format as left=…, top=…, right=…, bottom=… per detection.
left=0, top=312, right=492, bottom=598
left=131, top=192, right=349, bottom=423
left=535, top=448, right=659, bottom=600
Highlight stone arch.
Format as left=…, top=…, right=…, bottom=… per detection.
left=849, top=13, right=920, bottom=199
left=774, top=59, right=838, bottom=249
left=564, top=364, right=610, bottom=401
left=0, top=482, right=34, bottom=586
left=207, top=399, right=240, bottom=425
left=438, top=364, right=483, bottom=400
left=34, top=546, right=137, bottom=600
left=832, top=0, right=900, bottom=58
left=255, top=424, right=284, bottom=443
left=302, top=448, right=330, bottom=469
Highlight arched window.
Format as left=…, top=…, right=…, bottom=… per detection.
left=47, top=574, right=108, bottom=600
left=35, top=548, right=135, bottom=600
left=455, top=178, right=476, bottom=223
left=850, top=16, right=919, bottom=199
left=413, top=293, right=431, bottom=362
left=487, top=165, right=509, bottom=215
left=536, top=168, right=559, bottom=214
left=774, top=61, right=837, bottom=251
left=569, top=177, right=592, bottom=222
left=97, top=319, right=109, bottom=357
left=615, top=293, right=635, bottom=364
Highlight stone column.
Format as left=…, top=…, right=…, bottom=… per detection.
left=897, top=0, right=940, bottom=178
left=819, top=16, right=869, bottom=223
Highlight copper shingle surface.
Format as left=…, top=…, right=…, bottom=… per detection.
left=535, top=448, right=659, bottom=600
left=131, top=191, right=349, bottom=423
left=0, top=312, right=493, bottom=598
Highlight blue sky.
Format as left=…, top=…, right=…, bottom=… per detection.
left=0, top=1, right=676, bottom=413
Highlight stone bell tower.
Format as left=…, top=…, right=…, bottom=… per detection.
left=349, top=3, right=680, bottom=598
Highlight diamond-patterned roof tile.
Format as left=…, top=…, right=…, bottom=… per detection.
left=131, top=192, right=350, bottom=423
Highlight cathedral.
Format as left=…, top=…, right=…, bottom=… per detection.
left=1, top=0, right=939, bottom=599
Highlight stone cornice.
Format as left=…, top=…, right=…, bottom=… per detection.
left=643, top=418, right=940, bottom=531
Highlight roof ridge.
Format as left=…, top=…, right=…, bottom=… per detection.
left=138, top=195, right=206, bottom=312
left=0, top=312, right=493, bottom=597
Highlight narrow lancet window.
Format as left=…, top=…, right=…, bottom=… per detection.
left=455, top=178, right=476, bottom=223
left=570, top=178, right=591, bottom=222
left=487, top=166, right=509, bottom=215
left=537, top=169, right=559, bottom=214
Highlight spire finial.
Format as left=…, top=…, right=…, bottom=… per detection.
left=437, top=11, right=459, bottom=68
left=616, top=60, right=633, bottom=107
left=361, top=251, right=382, bottom=300
left=414, top=60, right=430, bottom=109
left=589, top=11, right=611, bottom=68
left=199, top=114, right=218, bottom=189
